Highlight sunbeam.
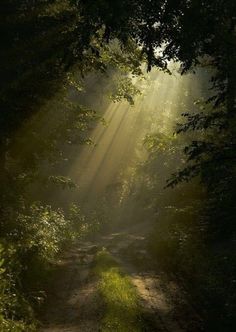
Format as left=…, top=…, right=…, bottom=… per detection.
left=60, top=68, right=204, bottom=212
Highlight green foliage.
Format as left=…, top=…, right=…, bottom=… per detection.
left=16, top=204, right=68, bottom=260
left=110, top=76, right=141, bottom=105
left=47, top=176, right=77, bottom=190
left=148, top=206, right=205, bottom=270
left=67, top=203, right=91, bottom=239
left=148, top=206, right=236, bottom=331
left=0, top=244, right=36, bottom=331
left=0, top=200, right=90, bottom=330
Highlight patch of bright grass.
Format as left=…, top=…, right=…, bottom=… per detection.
left=94, top=249, right=142, bottom=332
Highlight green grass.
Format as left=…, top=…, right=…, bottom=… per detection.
left=94, top=249, right=143, bottom=332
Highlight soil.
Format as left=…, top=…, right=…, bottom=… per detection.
left=38, top=222, right=203, bottom=332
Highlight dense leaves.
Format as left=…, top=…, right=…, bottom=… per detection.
left=1, top=0, right=236, bottom=330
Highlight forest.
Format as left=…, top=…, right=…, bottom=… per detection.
left=0, top=1, right=236, bottom=331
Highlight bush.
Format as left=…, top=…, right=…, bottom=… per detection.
left=0, top=244, right=36, bottom=331
left=0, top=200, right=89, bottom=330
left=148, top=207, right=236, bottom=331
left=16, top=204, right=68, bottom=261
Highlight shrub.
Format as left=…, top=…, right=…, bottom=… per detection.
left=0, top=244, right=36, bottom=331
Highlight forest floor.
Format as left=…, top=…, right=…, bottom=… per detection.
left=38, top=221, right=203, bottom=332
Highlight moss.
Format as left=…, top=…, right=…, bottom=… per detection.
left=94, top=249, right=143, bottom=332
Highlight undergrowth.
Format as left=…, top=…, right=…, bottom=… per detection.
left=148, top=208, right=236, bottom=331
left=0, top=202, right=93, bottom=331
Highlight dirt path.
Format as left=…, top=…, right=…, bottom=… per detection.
left=39, top=243, right=101, bottom=332
left=39, top=223, right=203, bottom=331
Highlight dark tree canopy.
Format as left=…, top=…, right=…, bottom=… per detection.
left=1, top=1, right=236, bottom=140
